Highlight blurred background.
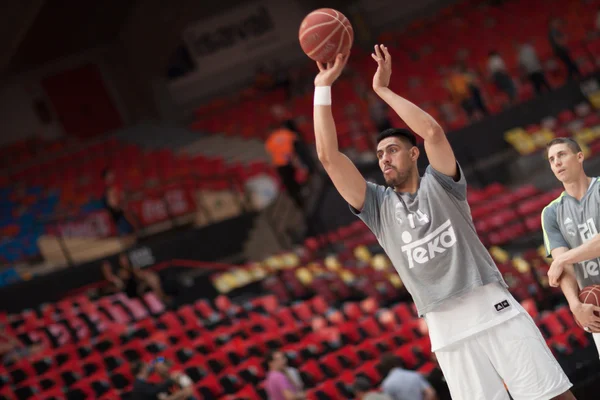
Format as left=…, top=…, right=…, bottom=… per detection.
left=1, top=0, right=600, bottom=398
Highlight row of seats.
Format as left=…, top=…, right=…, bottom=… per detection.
left=1, top=235, right=591, bottom=400
left=190, top=0, right=600, bottom=142
left=505, top=104, right=600, bottom=156
left=0, top=135, right=275, bottom=264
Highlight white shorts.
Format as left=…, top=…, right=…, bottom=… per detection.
left=435, top=313, right=572, bottom=400
left=593, top=333, right=600, bottom=358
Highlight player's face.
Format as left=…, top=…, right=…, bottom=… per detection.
left=376, top=137, right=417, bottom=188
left=547, top=143, right=583, bottom=183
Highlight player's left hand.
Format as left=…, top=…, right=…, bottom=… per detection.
left=548, top=256, right=566, bottom=287
left=371, top=44, right=392, bottom=91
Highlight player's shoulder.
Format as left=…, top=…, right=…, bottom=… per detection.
left=542, top=191, right=566, bottom=215
left=366, top=180, right=392, bottom=194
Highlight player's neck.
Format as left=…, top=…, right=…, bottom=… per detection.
left=394, top=173, right=420, bottom=194
left=563, top=174, right=592, bottom=201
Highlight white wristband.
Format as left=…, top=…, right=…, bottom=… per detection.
left=314, top=86, right=332, bottom=106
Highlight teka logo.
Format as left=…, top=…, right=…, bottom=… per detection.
left=401, top=220, right=457, bottom=269
left=564, top=217, right=576, bottom=237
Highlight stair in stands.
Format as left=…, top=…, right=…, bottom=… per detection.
left=244, top=192, right=306, bottom=260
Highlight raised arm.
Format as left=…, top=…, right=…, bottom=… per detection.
left=371, top=44, right=457, bottom=179
left=313, top=54, right=367, bottom=211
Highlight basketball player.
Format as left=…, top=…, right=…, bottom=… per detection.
left=541, top=137, right=600, bottom=351
left=313, top=44, right=575, bottom=399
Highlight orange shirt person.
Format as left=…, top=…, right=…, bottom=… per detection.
left=265, top=128, right=306, bottom=208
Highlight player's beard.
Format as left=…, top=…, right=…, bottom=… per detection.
left=384, top=166, right=412, bottom=189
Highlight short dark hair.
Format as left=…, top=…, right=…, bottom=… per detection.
left=131, top=361, right=145, bottom=376
left=546, top=137, right=582, bottom=155
left=377, top=353, right=402, bottom=378
left=353, top=376, right=372, bottom=393
left=376, top=128, right=417, bottom=147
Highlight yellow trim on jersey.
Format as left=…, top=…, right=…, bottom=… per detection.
left=541, top=192, right=566, bottom=256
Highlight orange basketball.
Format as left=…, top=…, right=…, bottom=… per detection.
left=298, top=8, right=353, bottom=63
left=576, top=285, right=600, bottom=328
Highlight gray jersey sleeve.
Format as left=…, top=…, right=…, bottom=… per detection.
left=349, top=181, right=387, bottom=236
left=425, top=163, right=467, bottom=201
left=541, top=203, right=570, bottom=257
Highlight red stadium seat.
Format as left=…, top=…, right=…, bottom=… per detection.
left=343, top=302, right=363, bottom=321
left=391, top=302, right=416, bottom=323
left=291, top=301, right=314, bottom=322
left=538, top=312, right=567, bottom=338
left=355, top=340, right=380, bottom=361
left=358, top=316, right=383, bottom=338
left=300, top=359, right=326, bottom=387
left=554, top=306, right=577, bottom=329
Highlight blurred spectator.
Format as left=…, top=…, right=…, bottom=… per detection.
left=153, top=357, right=196, bottom=400
left=285, top=363, right=304, bottom=393
left=517, top=42, right=552, bottom=94
left=487, top=51, right=517, bottom=104
left=548, top=18, right=581, bottom=79
left=367, top=91, right=392, bottom=132
left=264, top=350, right=306, bottom=400
left=446, top=64, right=488, bottom=121
left=131, top=361, right=172, bottom=400
left=1, top=327, right=43, bottom=365
left=353, top=376, right=392, bottom=400
left=377, top=353, right=437, bottom=400
left=101, top=254, right=168, bottom=303
left=265, top=126, right=308, bottom=209
left=464, top=65, right=489, bottom=117
left=271, top=104, right=316, bottom=175
left=102, top=168, right=138, bottom=236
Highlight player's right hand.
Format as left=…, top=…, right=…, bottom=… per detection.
left=572, top=302, right=600, bottom=333
left=314, top=53, right=348, bottom=87
left=547, top=259, right=565, bottom=287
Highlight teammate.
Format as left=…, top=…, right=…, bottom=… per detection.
left=313, top=44, right=575, bottom=399
left=541, top=137, right=600, bottom=352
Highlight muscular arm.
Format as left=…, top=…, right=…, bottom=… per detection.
left=376, top=88, right=456, bottom=178
left=313, top=55, right=367, bottom=211
left=314, top=104, right=366, bottom=210
left=371, top=45, right=457, bottom=179
left=551, top=247, right=582, bottom=311
left=559, top=234, right=600, bottom=266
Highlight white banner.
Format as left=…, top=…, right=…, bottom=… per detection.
left=182, top=0, right=304, bottom=80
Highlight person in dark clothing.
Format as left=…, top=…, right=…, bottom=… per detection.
left=488, top=51, right=517, bottom=104
left=131, top=362, right=173, bottom=400
left=102, top=168, right=138, bottom=235
left=101, top=254, right=168, bottom=302
left=517, top=41, right=552, bottom=95
left=153, top=358, right=196, bottom=400
left=549, top=18, right=581, bottom=80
